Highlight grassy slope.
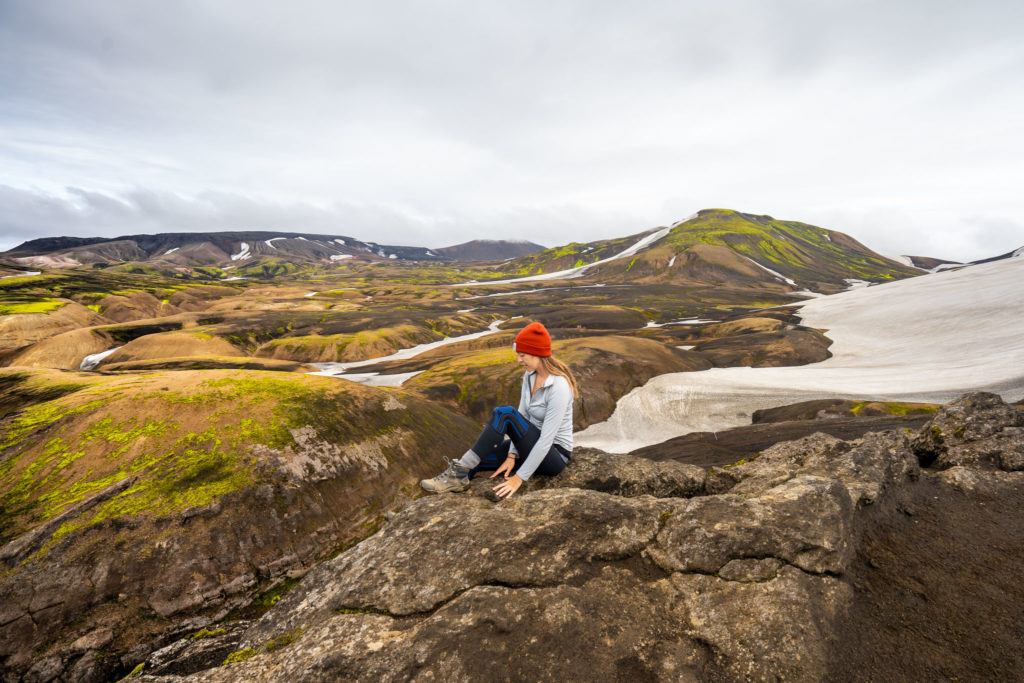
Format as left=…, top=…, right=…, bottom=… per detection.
left=0, top=368, right=476, bottom=548
left=486, top=209, right=922, bottom=290
left=597, top=209, right=922, bottom=287
left=497, top=232, right=643, bottom=277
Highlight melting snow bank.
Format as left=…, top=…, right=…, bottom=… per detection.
left=576, top=256, right=1024, bottom=453
left=310, top=318, right=510, bottom=384
left=645, top=317, right=717, bottom=328
left=0, top=271, right=41, bottom=279
left=326, top=371, right=425, bottom=387
left=80, top=347, right=122, bottom=371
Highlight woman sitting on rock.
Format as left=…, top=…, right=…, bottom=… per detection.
left=421, top=321, right=577, bottom=499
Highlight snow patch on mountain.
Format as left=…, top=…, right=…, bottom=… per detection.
left=230, top=242, right=250, bottom=261
left=80, top=347, right=121, bottom=371
left=743, top=256, right=797, bottom=286
left=892, top=255, right=925, bottom=270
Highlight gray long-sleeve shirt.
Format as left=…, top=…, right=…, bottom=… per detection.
left=507, top=370, right=574, bottom=481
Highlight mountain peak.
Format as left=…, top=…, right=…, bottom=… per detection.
left=434, top=239, right=545, bottom=262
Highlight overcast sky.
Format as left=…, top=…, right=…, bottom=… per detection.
left=1, top=1, right=1022, bottom=260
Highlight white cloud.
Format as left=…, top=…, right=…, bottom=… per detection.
left=1, top=1, right=1022, bottom=260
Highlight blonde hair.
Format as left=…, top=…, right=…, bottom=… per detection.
left=540, top=355, right=579, bottom=399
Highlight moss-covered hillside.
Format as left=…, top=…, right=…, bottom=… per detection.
left=0, top=367, right=480, bottom=675
left=587, top=209, right=922, bottom=291
left=487, top=209, right=921, bottom=293
left=497, top=232, right=642, bottom=277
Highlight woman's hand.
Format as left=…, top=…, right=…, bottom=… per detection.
left=493, top=474, right=523, bottom=499
left=489, top=456, right=516, bottom=480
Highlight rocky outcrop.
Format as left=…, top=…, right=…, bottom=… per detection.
left=10, top=391, right=1023, bottom=681
left=912, top=391, right=1024, bottom=471
left=121, top=393, right=1024, bottom=682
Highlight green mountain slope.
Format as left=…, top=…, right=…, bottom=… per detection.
left=498, top=208, right=922, bottom=293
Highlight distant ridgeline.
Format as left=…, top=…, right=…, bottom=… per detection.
left=3, top=232, right=546, bottom=269
left=5, top=207, right=1004, bottom=293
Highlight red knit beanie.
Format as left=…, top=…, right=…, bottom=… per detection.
left=513, top=321, right=552, bottom=357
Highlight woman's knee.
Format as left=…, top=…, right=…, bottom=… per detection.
left=490, top=405, right=515, bottom=428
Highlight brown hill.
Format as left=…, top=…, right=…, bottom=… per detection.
left=434, top=239, right=545, bottom=262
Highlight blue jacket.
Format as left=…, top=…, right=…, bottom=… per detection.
left=508, top=370, right=574, bottom=480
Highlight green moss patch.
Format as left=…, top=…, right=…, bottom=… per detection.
left=191, top=626, right=229, bottom=640
left=222, top=648, right=258, bottom=665
left=0, top=298, right=68, bottom=315
left=849, top=401, right=939, bottom=417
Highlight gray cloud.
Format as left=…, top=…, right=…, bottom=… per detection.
left=1, top=1, right=1022, bottom=260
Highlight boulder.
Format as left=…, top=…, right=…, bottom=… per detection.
left=534, top=448, right=706, bottom=498
left=912, top=391, right=1024, bottom=470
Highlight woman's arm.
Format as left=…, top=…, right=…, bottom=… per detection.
left=513, top=377, right=571, bottom=481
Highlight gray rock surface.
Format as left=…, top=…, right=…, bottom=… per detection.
left=912, top=391, right=1024, bottom=470
left=144, top=403, right=974, bottom=681
left=42, top=393, right=1024, bottom=681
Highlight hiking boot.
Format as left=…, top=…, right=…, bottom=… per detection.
left=420, top=459, right=471, bottom=493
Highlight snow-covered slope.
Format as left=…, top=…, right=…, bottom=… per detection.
left=576, top=255, right=1024, bottom=453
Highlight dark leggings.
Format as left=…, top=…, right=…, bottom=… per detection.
left=468, top=405, right=570, bottom=479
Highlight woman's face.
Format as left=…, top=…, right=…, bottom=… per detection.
left=516, top=351, right=543, bottom=372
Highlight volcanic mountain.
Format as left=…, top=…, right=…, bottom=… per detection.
left=492, top=209, right=922, bottom=294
